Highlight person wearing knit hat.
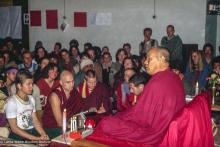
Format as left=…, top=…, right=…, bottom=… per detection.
left=74, top=58, right=94, bottom=87
left=80, top=58, right=94, bottom=71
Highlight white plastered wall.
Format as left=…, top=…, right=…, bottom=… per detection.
left=29, top=0, right=206, bottom=57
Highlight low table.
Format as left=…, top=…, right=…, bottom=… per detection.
left=212, top=105, right=220, bottom=112
left=71, top=139, right=108, bottom=147
left=51, top=130, right=93, bottom=146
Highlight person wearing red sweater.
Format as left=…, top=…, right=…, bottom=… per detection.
left=36, top=64, right=59, bottom=110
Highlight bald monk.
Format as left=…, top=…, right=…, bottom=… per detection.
left=94, top=47, right=185, bottom=145
left=42, top=70, right=83, bottom=139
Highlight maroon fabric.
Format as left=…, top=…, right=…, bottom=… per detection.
left=36, top=79, right=60, bottom=108
left=87, top=70, right=185, bottom=145
left=37, top=79, right=60, bottom=98
left=87, top=130, right=152, bottom=147
left=74, top=12, right=87, bottom=27
left=0, top=113, right=7, bottom=127
left=30, top=10, right=41, bottom=26
left=78, top=82, right=112, bottom=114
left=160, top=92, right=214, bottom=147
left=86, top=92, right=214, bottom=147
left=46, top=10, right=58, bottom=29
left=42, top=86, right=83, bottom=128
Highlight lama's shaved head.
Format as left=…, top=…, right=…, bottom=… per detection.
left=60, top=70, right=73, bottom=81
left=60, top=70, right=74, bottom=92
left=144, top=47, right=170, bottom=75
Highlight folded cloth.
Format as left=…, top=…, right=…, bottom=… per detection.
left=0, top=127, right=9, bottom=138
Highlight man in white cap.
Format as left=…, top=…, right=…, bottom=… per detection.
left=74, top=58, right=94, bottom=87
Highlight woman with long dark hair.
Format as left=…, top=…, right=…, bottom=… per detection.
left=36, top=64, right=60, bottom=110
left=185, top=49, right=211, bottom=90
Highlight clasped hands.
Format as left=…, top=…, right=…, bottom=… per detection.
left=89, top=104, right=106, bottom=114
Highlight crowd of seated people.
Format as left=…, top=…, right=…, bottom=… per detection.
left=0, top=25, right=219, bottom=145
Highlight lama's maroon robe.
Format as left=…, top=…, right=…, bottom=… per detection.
left=77, top=82, right=112, bottom=114
left=87, top=92, right=214, bottom=147
left=94, top=69, right=185, bottom=145
left=42, top=86, right=83, bottom=128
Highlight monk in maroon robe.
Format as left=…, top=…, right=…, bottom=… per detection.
left=43, top=87, right=82, bottom=128
left=77, top=69, right=112, bottom=115
left=91, top=47, right=185, bottom=146
left=42, top=70, right=84, bottom=139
